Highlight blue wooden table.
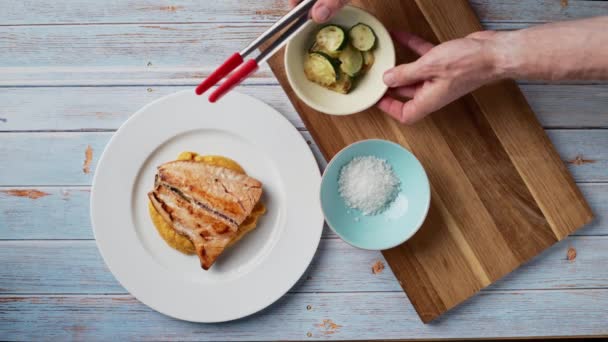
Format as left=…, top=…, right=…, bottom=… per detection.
left=1, top=1, right=608, bottom=340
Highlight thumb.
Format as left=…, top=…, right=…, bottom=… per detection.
left=312, top=0, right=348, bottom=23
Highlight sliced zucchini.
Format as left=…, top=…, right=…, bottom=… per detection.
left=328, top=72, right=353, bottom=94
left=362, top=50, right=375, bottom=73
left=338, top=45, right=363, bottom=77
left=348, top=23, right=376, bottom=51
left=309, top=41, right=340, bottom=58
left=304, top=52, right=338, bottom=87
left=316, top=25, right=347, bottom=52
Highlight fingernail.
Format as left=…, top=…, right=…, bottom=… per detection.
left=384, top=71, right=396, bottom=86
left=314, top=5, right=331, bottom=22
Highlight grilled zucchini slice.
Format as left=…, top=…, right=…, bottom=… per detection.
left=304, top=52, right=338, bottom=87
left=339, top=45, right=363, bottom=77
left=348, top=23, right=376, bottom=51
left=310, top=41, right=340, bottom=58
left=362, top=50, right=375, bottom=73
left=328, top=72, right=353, bottom=94
left=316, top=25, right=347, bottom=52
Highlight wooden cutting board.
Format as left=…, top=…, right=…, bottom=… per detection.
left=265, top=0, right=594, bottom=323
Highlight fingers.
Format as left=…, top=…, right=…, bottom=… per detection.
left=377, top=83, right=448, bottom=124
left=467, top=30, right=497, bottom=41
left=377, top=96, right=428, bottom=125
left=391, top=31, right=435, bottom=56
left=389, top=85, right=419, bottom=99
left=289, top=0, right=299, bottom=7
left=382, top=32, right=435, bottom=88
left=312, top=0, right=349, bottom=23
left=383, top=62, right=426, bottom=88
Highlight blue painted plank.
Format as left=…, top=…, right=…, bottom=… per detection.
left=1, top=236, right=606, bottom=295
left=0, top=130, right=604, bottom=185
left=523, top=84, right=608, bottom=128
left=3, top=0, right=607, bottom=25
left=0, top=23, right=267, bottom=68
left=0, top=187, right=91, bottom=239
left=1, top=290, right=607, bottom=340
left=0, top=132, right=107, bottom=186
left=470, top=0, right=608, bottom=23
left=1, top=183, right=606, bottom=240
left=547, top=129, right=608, bottom=182
left=0, top=86, right=305, bottom=131
left=1, top=0, right=292, bottom=25
left=2, top=85, right=607, bottom=131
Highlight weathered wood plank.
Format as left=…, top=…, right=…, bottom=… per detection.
left=0, top=67, right=277, bottom=87
left=0, top=187, right=91, bottom=239
left=1, top=290, right=607, bottom=340
left=524, top=84, right=608, bottom=128
left=0, top=23, right=268, bottom=68
left=0, top=22, right=595, bottom=87
left=0, top=130, right=603, bottom=186
left=0, top=236, right=606, bottom=295
left=2, top=85, right=607, bottom=131
left=0, top=132, right=106, bottom=186
left=0, top=86, right=302, bottom=131
left=1, top=0, right=292, bottom=25
left=1, top=183, right=606, bottom=240
left=7, top=69, right=601, bottom=87
left=470, top=0, right=608, bottom=23
left=3, top=0, right=607, bottom=25
left=547, top=130, right=608, bottom=182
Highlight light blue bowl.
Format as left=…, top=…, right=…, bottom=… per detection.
left=321, top=139, right=431, bottom=250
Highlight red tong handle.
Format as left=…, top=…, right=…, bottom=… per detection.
left=208, top=59, right=259, bottom=103
left=195, top=53, right=244, bottom=96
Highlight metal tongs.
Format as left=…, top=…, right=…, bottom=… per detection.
left=195, top=0, right=316, bottom=102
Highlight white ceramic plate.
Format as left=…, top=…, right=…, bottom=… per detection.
left=91, top=90, right=324, bottom=323
left=285, top=5, right=396, bottom=116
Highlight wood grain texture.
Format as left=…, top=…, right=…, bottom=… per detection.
left=416, top=0, right=592, bottom=240
left=2, top=85, right=607, bottom=131
left=1, top=291, right=607, bottom=341
left=1, top=236, right=607, bottom=295
left=3, top=0, right=607, bottom=25
left=265, top=0, right=593, bottom=322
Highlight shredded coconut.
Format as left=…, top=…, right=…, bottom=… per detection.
left=338, top=156, right=400, bottom=215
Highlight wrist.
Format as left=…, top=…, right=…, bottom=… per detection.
left=486, top=30, right=520, bottom=80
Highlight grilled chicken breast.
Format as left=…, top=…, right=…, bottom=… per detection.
left=148, top=160, right=263, bottom=270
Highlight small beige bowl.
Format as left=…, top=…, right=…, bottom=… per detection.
left=285, top=5, right=396, bottom=116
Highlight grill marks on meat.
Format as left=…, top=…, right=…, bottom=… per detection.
left=157, top=161, right=262, bottom=224
left=149, top=161, right=263, bottom=270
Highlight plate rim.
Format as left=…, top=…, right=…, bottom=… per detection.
left=90, top=90, right=324, bottom=322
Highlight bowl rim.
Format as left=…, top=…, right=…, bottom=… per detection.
left=285, top=5, right=396, bottom=116
left=320, top=139, right=431, bottom=251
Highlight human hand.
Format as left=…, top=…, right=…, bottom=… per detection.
left=289, top=0, right=349, bottom=23
left=377, top=30, right=504, bottom=124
